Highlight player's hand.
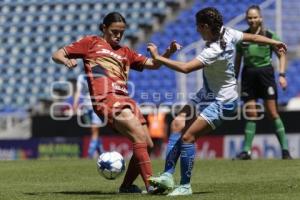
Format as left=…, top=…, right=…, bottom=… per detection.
left=64, top=58, right=77, bottom=68
left=147, top=43, right=159, bottom=59
left=274, top=42, right=287, bottom=54
left=279, top=76, right=287, bottom=90
left=167, top=40, right=182, bottom=54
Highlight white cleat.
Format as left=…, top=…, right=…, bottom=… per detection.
left=148, top=172, right=175, bottom=191
left=167, top=184, right=192, bottom=196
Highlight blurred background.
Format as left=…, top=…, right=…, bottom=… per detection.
left=1, top=0, right=300, bottom=160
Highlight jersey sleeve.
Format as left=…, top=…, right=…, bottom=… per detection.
left=127, top=48, right=147, bottom=71
left=196, top=46, right=219, bottom=65
left=64, top=36, right=92, bottom=59
left=271, top=31, right=280, bottom=41
left=229, top=28, right=243, bottom=45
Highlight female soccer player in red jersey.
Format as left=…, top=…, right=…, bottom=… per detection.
left=52, top=12, right=180, bottom=193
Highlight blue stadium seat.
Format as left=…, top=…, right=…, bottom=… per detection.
left=0, top=0, right=174, bottom=109
left=1, top=0, right=299, bottom=109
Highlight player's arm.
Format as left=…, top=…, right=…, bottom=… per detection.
left=52, top=48, right=77, bottom=68
left=242, top=33, right=287, bottom=53
left=274, top=49, right=288, bottom=89
left=147, top=43, right=204, bottom=73
left=143, top=40, right=182, bottom=69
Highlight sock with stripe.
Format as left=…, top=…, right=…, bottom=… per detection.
left=164, top=132, right=182, bottom=174
left=180, top=142, right=196, bottom=185
left=242, top=121, right=256, bottom=152
left=274, top=117, right=289, bottom=150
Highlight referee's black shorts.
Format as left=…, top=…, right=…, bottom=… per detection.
left=241, top=65, right=277, bottom=102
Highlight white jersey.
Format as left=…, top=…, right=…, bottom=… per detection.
left=76, top=74, right=92, bottom=109
left=195, top=27, right=243, bottom=102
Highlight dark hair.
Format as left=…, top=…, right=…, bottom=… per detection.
left=246, top=5, right=261, bottom=15
left=99, top=12, right=126, bottom=32
left=246, top=5, right=266, bottom=35
left=196, top=7, right=226, bottom=50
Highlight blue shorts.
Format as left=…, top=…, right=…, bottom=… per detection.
left=189, top=99, right=238, bottom=129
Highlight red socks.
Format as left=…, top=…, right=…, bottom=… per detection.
left=121, top=142, right=152, bottom=189
left=133, top=142, right=152, bottom=188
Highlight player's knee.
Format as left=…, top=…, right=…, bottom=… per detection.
left=181, top=133, right=195, bottom=143
left=245, top=111, right=258, bottom=120
left=266, top=111, right=279, bottom=120
left=127, top=123, right=147, bottom=143
left=141, top=125, right=154, bottom=148
left=147, top=138, right=154, bottom=149
left=171, top=117, right=185, bottom=132
left=132, top=132, right=147, bottom=143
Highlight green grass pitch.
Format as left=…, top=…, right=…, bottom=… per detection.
left=0, top=159, right=299, bottom=200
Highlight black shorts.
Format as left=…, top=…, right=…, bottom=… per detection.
left=241, top=66, right=277, bottom=101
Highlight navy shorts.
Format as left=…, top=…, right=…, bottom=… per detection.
left=241, top=66, right=277, bottom=102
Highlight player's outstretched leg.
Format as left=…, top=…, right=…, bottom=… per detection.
left=167, top=142, right=195, bottom=196
left=149, top=172, right=175, bottom=192
left=148, top=132, right=181, bottom=193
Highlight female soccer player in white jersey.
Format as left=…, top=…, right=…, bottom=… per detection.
left=147, top=7, right=287, bottom=196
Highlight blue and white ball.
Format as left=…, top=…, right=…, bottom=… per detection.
left=97, top=151, right=125, bottom=180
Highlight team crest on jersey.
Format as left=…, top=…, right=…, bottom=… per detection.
left=268, top=86, right=275, bottom=95
left=241, top=92, right=249, bottom=97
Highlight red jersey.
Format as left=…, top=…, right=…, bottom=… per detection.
left=63, top=35, right=147, bottom=101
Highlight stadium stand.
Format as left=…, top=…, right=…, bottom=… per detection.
left=0, top=0, right=299, bottom=111
left=131, top=0, right=266, bottom=104
left=0, top=0, right=185, bottom=110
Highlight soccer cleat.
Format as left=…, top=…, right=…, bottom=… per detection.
left=142, top=185, right=166, bottom=194
left=148, top=172, right=175, bottom=191
left=282, top=150, right=292, bottom=160
left=167, top=184, right=193, bottom=196
left=235, top=151, right=251, bottom=160
left=119, top=184, right=142, bottom=193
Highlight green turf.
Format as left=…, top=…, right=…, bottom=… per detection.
left=0, top=159, right=299, bottom=200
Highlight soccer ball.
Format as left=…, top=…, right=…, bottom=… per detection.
left=96, top=151, right=125, bottom=180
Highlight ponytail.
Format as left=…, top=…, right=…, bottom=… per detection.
left=219, top=27, right=226, bottom=50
